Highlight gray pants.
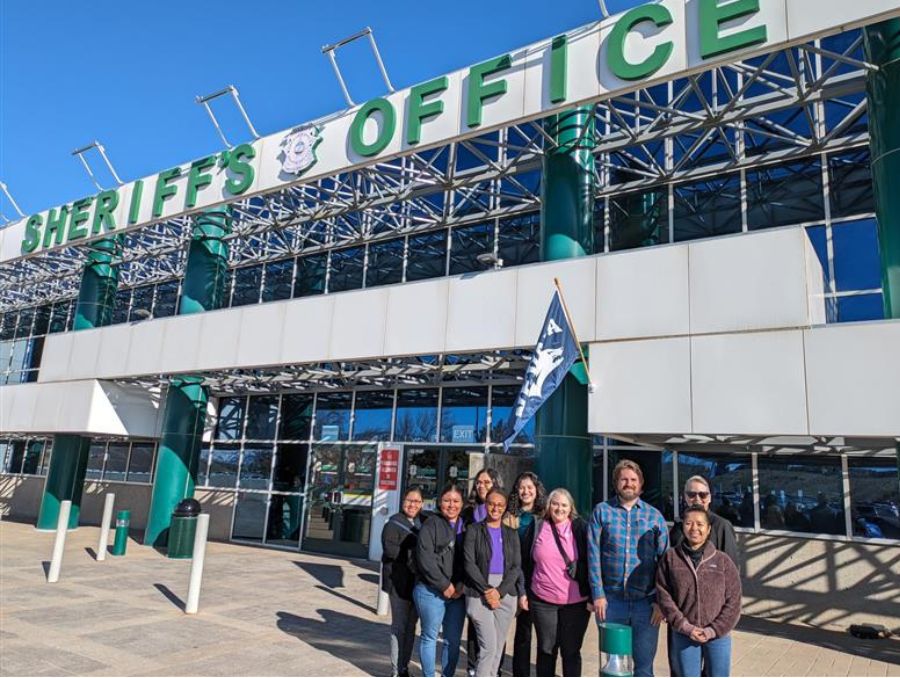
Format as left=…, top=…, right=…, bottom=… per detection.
left=389, top=592, right=418, bottom=676
left=466, top=574, right=517, bottom=677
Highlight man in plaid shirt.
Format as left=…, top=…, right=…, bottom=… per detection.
left=589, top=459, right=669, bottom=676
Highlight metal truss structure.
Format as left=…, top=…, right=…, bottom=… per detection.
left=0, top=29, right=875, bottom=319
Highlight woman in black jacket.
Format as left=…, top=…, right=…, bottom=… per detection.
left=382, top=486, right=425, bottom=677
left=464, top=488, right=522, bottom=676
left=414, top=483, right=467, bottom=677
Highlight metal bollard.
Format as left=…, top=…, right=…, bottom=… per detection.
left=96, top=493, right=115, bottom=561
left=376, top=565, right=390, bottom=616
left=111, top=510, right=130, bottom=556
left=47, top=500, right=72, bottom=583
left=185, top=513, right=210, bottom=614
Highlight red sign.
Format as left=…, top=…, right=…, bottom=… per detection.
left=378, top=448, right=400, bottom=490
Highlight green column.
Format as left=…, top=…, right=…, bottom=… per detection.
left=143, top=208, right=230, bottom=547
left=535, top=108, right=595, bottom=517
left=37, top=237, right=120, bottom=530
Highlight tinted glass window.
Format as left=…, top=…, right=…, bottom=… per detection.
left=314, top=392, right=352, bottom=441
left=490, top=384, right=534, bottom=445
left=279, top=394, right=313, bottom=440
left=231, top=265, right=263, bottom=307
left=127, top=443, right=155, bottom=483
left=353, top=390, right=394, bottom=441
left=246, top=396, right=278, bottom=440
left=208, top=443, right=240, bottom=488
left=328, top=247, right=365, bottom=293
left=450, top=223, right=495, bottom=275
left=294, top=253, right=327, bottom=297
left=497, top=213, right=540, bottom=267
left=232, top=492, right=267, bottom=542
left=673, top=174, right=741, bottom=242
left=394, top=388, right=438, bottom=442
left=105, top=443, right=129, bottom=482
left=676, top=452, right=754, bottom=528
left=262, top=259, right=294, bottom=302
left=272, top=443, right=308, bottom=493
left=848, top=456, right=900, bottom=540
left=828, top=147, right=874, bottom=218
left=216, top=397, right=246, bottom=440
left=406, top=231, right=447, bottom=282
left=440, top=386, right=488, bottom=444
left=366, top=238, right=404, bottom=287
left=240, top=444, right=274, bottom=490
left=758, top=456, right=845, bottom=535
left=747, top=157, right=824, bottom=229
left=154, top=280, right=179, bottom=318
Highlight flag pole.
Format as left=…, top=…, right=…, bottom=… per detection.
left=553, top=278, right=592, bottom=380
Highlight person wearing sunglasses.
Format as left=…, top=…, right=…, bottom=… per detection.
left=667, top=476, right=739, bottom=676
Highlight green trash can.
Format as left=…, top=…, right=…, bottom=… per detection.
left=599, top=622, right=633, bottom=676
left=167, top=498, right=201, bottom=559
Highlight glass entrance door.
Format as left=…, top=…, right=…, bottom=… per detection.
left=303, top=443, right=376, bottom=558
left=404, top=445, right=481, bottom=511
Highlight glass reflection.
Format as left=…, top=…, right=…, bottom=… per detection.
left=676, top=452, right=754, bottom=528
left=86, top=442, right=106, bottom=480
left=395, top=389, right=438, bottom=442
left=267, top=493, right=304, bottom=545
left=232, top=492, right=267, bottom=542
left=353, top=390, right=394, bottom=441
left=216, top=397, right=245, bottom=440
left=314, top=392, right=352, bottom=441
left=127, top=443, right=154, bottom=483
left=490, top=384, right=534, bottom=445
left=246, top=396, right=278, bottom=440
left=105, top=443, right=129, bottom=482
left=848, top=456, right=900, bottom=540
left=273, top=443, right=308, bottom=492
left=440, top=386, right=488, bottom=443
left=279, top=394, right=313, bottom=440
left=758, top=456, right=845, bottom=535
left=240, top=444, right=274, bottom=490
left=208, top=443, right=240, bottom=488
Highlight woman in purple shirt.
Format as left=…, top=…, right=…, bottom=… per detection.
left=463, top=488, right=522, bottom=676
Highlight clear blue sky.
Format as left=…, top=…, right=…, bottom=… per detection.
left=0, top=0, right=641, bottom=220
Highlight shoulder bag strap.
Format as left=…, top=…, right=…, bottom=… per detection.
left=549, top=520, right=573, bottom=567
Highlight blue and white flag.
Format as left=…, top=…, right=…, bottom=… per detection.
left=503, top=290, right=580, bottom=451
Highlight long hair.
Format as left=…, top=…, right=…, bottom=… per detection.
left=544, top=487, right=579, bottom=520
left=468, top=467, right=502, bottom=505
left=507, top=471, right=547, bottom=516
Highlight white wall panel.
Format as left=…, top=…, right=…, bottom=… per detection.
left=94, top=322, right=133, bottom=379
left=689, top=228, right=812, bottom=334
left=330, top=288, right=388, bottom=360
left=384, top=279, right=449, bottom=357
left=588, top=337, right=692, bottom=434
left=516, top=258, right=596, bottom=346
left=805, top=321, right=900, bottom=436
left=691, top=330, right=808, bottom=435
left=197, top=310, right=239, bottom=371
left=446, top=269, right=517, bottom=352
left=37, top=331, right=73, bottom=383
left=787, top=0, right=899, bottom=41
left=66, top=328, right=103, bottom=381
left=280, top=296, right=334, bottom=364
left=236, top=303, right=287, bottom=368
left=124, top=317, right=167, bottom=376
left=159, top=314, right=201, bottom=374
left=595, top=244, right=690, bottom=341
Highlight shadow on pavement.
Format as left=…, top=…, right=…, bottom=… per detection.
left=85, top=547, right=98, bottom=560
left=358, top=572, right=379, bottom=585
left=41, top=560, right=50, bottom=577
left=293, top=561, right=345, bottom=589
left=153, top=583, right=185, bottom=611
left=276, top=609, right=391, bottom=675
left=315, top=584, right=375, bottom=614
left=738, top=615, right=900, bottom=665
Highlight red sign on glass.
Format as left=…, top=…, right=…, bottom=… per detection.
left=379, top=448, right=400, bottom=491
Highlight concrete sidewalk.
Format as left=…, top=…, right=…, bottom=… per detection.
left=1, top=520, right=897, bottom=677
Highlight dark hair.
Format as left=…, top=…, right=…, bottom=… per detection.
left=468, top=468, right=503, bottom=505
left=507, top=471, right=547, bottom=516
left=439, top=482, right=465, bottom=502
left=403, top=485, right=424, bottom=500
left=485, top=487, right=508, bottom=505
left=682, top=504, right=711, bottom=523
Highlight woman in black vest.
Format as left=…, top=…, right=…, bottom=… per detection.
left=382, top=486, right=425, bottom=677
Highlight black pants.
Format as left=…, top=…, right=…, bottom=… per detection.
left=512, top=608, right=533, bottom=677
left=530, top=596, right=590, bottom=678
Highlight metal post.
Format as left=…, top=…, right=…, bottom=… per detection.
left=96, top=493, right=115, bottom=561
left=376, top=563, right=390, bottom=617
left=185, top=513, right=210, bottom=614
left=47, top=500, right=71, bottom=583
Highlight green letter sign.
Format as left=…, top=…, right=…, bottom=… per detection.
left=22, top=215, right=42, bottom=253
left=467, top=54, right=512, bottom=128
left=406, top=76, right=448, bottom=145
left=225, top=143, right=256, bottom=195
left=153, top=168, right=181, bottom=218
left=608, top=4, right=674, bottom=81
left=550, top=35, right=568, bottom=104
left=350, top=98, right=397, bottom=157
left=699, top=0, right=767, bottom=59
left=186, top=155, right=216, bottom=208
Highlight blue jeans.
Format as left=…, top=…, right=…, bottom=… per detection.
left=603, top=595, right=660, bottom=677
left=671, top=632, right=732, bottom=677
left=413, top=582, right=466, bottom=677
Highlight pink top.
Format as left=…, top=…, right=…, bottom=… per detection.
left=530, top=519, right=586, bottom=605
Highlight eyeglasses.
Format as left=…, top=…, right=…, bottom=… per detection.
left=486, top=502, right=507, bottom=510
left=404, top=499, right=423, bottom=504
left=686, top=491, right=710, bottom=500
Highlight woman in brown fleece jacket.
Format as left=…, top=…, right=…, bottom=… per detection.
left=656, top=506, right=741, bottom=677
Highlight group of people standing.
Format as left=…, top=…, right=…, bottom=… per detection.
left=381, top=460, right=743, bottom=677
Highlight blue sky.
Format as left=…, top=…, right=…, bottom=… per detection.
left=0, top=0, right=642, bottom=220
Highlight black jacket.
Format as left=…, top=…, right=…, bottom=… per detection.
left=461, top=503, right=485, bottom=526
left=463, top=522, right=522, bottom=598
left=520, top=516, right=592, bottom=600
left=381, top=512, right=422, bottom=599
left=670, top=511, right=740, bottom=567
left=415, top=513, right=465, bottom=594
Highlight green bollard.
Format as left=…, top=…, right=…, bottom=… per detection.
left=111, top=510, right=130, bottom=557
left=599, top=622, right=634, bottom=677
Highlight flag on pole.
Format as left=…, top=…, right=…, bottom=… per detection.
left=503, top=288, right=582, bottom=451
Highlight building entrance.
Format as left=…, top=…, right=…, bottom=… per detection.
left=403, top=445, right=483, bottom=511
left=303, top=443, right=376, bottom=558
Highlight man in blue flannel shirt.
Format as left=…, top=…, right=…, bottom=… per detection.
left=589, top=459, right=669, bottom=677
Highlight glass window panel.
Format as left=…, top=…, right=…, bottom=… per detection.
left=130, top=286, right=154, bottom=322
left=353, top=390, right=394, bottom=441
left=394, top=389, right=439, bottom=442
left=14, top=307, right=34, bottom=339
left=497, top=213, right=540, bottom=267
left=610, top=189, right=669, bottom=251
left=231, top=265, right=263, bottom=307
left=32, top=305, right=51, bottom=336
left=272, top=443, right=309, bottom=492
left=7, top=441, right=25, bottom=474
left=833, top=218, right=882, bottom=292
left=440, top=386, right=488, bottom=444
left=0, top=312, right=17, bottom=341
left=675, top=452, right=754, bottom=528
left=266, top=493, right=304, bottom=545
left=127, top=443, right=155, bottom=483
left=314, top=392, right=352, bottom=441
left=48, top=301, right=71, bottom=334
left=490, top=384, right=534, bottom=445
left=232, top=492, right=267, bottom=542
left=366, top=238, right=404, bottom=287
left=828, top=148, right=874, bottom=219
left=0, top=441, right=12, bottom=474
left=747, top=157, right=825, bottom=229
left=216, top=397, right=246, bottom=440
left=86, top=442, right=106, bottom=480
left=607, top=449, right=674, bottom=520
left=239, top=444, right=274, bottom=490
left=758, top=456, right=845, bottom=534
left=673, top=175, right=741, bottom=242
left=22, top=440, right=43, bottom=475
left=9, top=340, right=27, bottom=374
left=279, top=394, right=313, bottom=440
left=837, top=294, right=884, bottom=323
left=406, top=231, right=447, bottom=282
left=104, top=443, right=129, bottom=482
left=262, top=259, right=294, bottom=303
left=246, top=395, right=278, bottom=440
left=848, top=456, right=900, bottom=540
left=449, top=223, right=495, bottom=275
left=40, top=440, right=53, bottom=475
left=24, top=337, right=44, bottom=372
left=154, top=280, right=179, bottom=318
left=294, top=253, right=327, bottom=297
left=328, top=247, right=365, bottom=293
left=112, top=289, right=131, bottom=325
left=208, top=443, right=241, bottom=488
left=198, top=446, right=212, bottom=487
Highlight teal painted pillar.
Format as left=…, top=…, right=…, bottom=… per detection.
left=535, top=108, right=595, bottom=517
left=143, top=208, right=230, bottom=547
left=37, top=237, right=120, bottom=530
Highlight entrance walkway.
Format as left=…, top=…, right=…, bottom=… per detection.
left=1, top=520, right=897, bottom=676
